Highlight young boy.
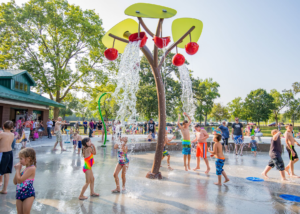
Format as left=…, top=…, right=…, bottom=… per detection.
left=192, top=124, right=210, bottom=173
left=74, top=131, right=83, bottom=154
left=208, top=129, right=230, bottom=186
left=161, top=130, right=177, bottom=170
left=147, top=132, right=154, bottom=142
left=177, top=113, right=192, bottom=171
left=261, top=129, right=288, bottom=181
left=284, top=124, right=300, bottom=177
left=0, top=121, right=15, bottom=194
left=248, top=136, right=258, bottom=157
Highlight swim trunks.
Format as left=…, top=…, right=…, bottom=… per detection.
left=55, top=130, right=62, bottom=142
left=0, top=151, right=13, bottom=175
left=78, top=141, right=82, bottom=149
left=251, top=147, right=257, bottom=152
left=83, top=154, right=94, bottom=173
left=163, top=147, right=169, bottom=157
left=268, top=156, right=284, bottom=171
left=233, top=135, right=243, bottom=145
left=182, top=140, right=191, bottom=155
left=196, top=142, right=207, bottom=158
left=148, top=139, right=151, bottom=142
left=286, top=145, right=298, bottom=161
left=16, top=165, right=35, bottom=201
left=73, top=140, right=76, bottom=145
left=215, top=158, right=225, bottom=175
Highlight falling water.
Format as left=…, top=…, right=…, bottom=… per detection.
left=113, top=40, right=141, bottom=122
left=178, top=64, right=196, bottom=121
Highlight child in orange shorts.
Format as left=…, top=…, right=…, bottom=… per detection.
left=192, top=124, right=210, bottom=174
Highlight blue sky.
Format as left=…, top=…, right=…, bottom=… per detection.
left=3, top=0, right=300, bottom=104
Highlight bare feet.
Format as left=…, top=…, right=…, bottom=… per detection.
left=78, top=196, right=88, bottom=200
left=193, top=167, right=200, bottom=171
left=224, top=178, right=230, bottom=183
left=111, top=188, right=120, bottom=193
left=188, top=166, right=191, bottom=170
left=52, top=148, right=58, bottom=151
left=261, top=172, right=269, bottom=179
left=168, top=166, right=173, bottom=170
left=285, top=167, right=290, bottom=176
left=90, top=193, right=99, bottom=197
left=291, top=174, right=300, bottom=178
left=214, top=182, right=222, bottom=186
left=184, top=167, right=188, bottom=171
left=205, top=168, right=210, bottom=174
left=281, top=178, right=289, bottom=181
left=122, top=187, right=126, bottom=191
left=0, top=190, right=7, bottom=194
left=61, top=149, right=66, bottom=151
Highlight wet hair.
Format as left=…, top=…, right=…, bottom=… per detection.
left=271, top=129, right=278, bottom=136
left=19, top=148, right=37, bottom=167
left=251, top=136, right=255, bottom=140
left=214, top=128, right=222, bottom=142
left=285, top=123, right=292, bottom=128
left=194, top=123, right=201, bottom=128
left=182, top=120, right=188, bottom=124
left=3, top=120, right=14, bottom=130
left=82, top=137, right=90, bottom=147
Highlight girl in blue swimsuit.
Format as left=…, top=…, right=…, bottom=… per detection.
left=13, top=148, right=36, bottom=214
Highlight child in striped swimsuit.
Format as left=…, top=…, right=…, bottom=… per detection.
left=79, top=138, right=99, bottom=200
left=13, top=148, right=36, bottom=214
left=112, top=137, right=129, bottom=193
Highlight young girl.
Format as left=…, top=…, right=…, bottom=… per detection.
left=79, top=138, right=98, bottom=200
left=112, top=137, right=129, bottom=193
left=13, top=148, right=36, bottom=213
left=33, top=129, right=39, bottom=141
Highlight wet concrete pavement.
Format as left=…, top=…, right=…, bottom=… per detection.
left=1, top=142, right=300, bottom=214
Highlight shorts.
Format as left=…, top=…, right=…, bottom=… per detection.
left=286, top=146, right=299, bottom=161
left=78, top=141, right=82, bottom=149
left=73, top=140, right=76, bottom=145
left=0, top=151, right=13, bottom=175
left=55, top=130, right=62, bottom=142
left=233, top=135, right=243, bottom=145
left=148, top=139, right=151, bottom=142
left=222, top=138, right=229, bottom=146
left=268, top=156, right=285, bottom=171
left=182, top=140, right=191, bottom=155
left=216, top=158, right=225, bottom=175
left=52, top=127, right=55, bottom=131
left=251, top=147, right=257, bottom=152
left=196, top=143, right=207, bottom=158
left=98, top=127, right=102, bottom=130
left=151, top=133, right=155, bottom=139
left=163, top=150, right=169, bottom=157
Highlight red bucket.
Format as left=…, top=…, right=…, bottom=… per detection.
left=104, top=48, right=118, bottom=61
left=129, top=32, right=148, bottom=48
left=185, top=42, right=199, bottom=55
left=153, top=36, right=171, bottom=49
left=172, top=53, right=185, bottom=67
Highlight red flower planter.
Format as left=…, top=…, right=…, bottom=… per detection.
left=128, top=32, right=148, bottom=47
left=104, top=48, right=118, bottom=61
left=153, top=36, right=171, bottom=49
left=185, top=42, right=199, bottom=55
left=172, top=53, right=185, bottom=66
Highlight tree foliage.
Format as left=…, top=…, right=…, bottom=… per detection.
left=210, top=103, right=230, bottom=122
left=270, top=89, right=293, bottom=125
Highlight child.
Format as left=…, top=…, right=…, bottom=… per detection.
left=13, top=148, right=36, bottom=213
left=147, top=132, right=154, bottom=141
left=70, top=128, right=74, bottom=142
left=17, top=129, right=28, bottom=149
left=192, top=124, right=210, bottom=173
left=261, top=129, right=288, bottom=181
left=79, top=138, right=98, bottom=200
left=208, top=129, right=230, bottom=186
left=248, top=136, right=257, bottom=157
left=73, top=132, right=77, bottom=151
left=74, top=131, right=82, bottom=154
left=33, top=129, right=39, bottom=141
left=177, top=113, right=192, bottom=171
left=112, top=137, right=129, bottom=193
left=161, top=130, right=177, bottom=170
left=0, top=120, right=14, bottom=194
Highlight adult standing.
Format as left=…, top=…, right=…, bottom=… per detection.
left=148, top=119, right=156, bottom=139
left=53, top=117, right=68, bottom=151
left=46, top=118, right=53, bottom=139
left=89, top=120, right=94, bottom=138
left=75, top=121, right=80, bottom=132
left=231, top=117, right=244, bottom=156
left=93, top=120, right=97, bottom=137
left=219, top=121, right=229, bottom=152
left=51, top=118, right=55, bottom=135
left=83, top=120, right=88, bottom=135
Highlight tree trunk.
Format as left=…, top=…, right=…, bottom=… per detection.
left=204, top=114, right=208, bottom=125
left=54, top=107, right=60, bottom=120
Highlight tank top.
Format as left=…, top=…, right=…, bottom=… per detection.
left=270, top=137, right=282, bottom=159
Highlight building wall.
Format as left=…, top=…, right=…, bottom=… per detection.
left=0, top=103, right=49, bottom=136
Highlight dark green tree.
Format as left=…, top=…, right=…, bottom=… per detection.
left=270, top=89, right=293, bottom=125
left=0, top=0, right=106, bottom=118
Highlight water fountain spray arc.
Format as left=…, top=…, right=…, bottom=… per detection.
left=102, top=3, right=203, bottom=179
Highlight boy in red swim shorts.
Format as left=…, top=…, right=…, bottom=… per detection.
left=192, top=124, right=210, bottom=174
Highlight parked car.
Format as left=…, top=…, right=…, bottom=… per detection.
left=268, top=122, right=276, bottom=127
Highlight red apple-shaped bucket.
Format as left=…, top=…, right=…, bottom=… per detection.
left=129, top=32, right=148, bottom=48
left=104, top=48, right=118, bottom=61
left=153, top=36, right=171, bottom=49
left=172, top=53, right=185, bottom=66
left=185, top=42, right=199, bottom=55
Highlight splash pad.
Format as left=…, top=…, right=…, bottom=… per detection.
left=102, top=3, right=203, bottom=179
